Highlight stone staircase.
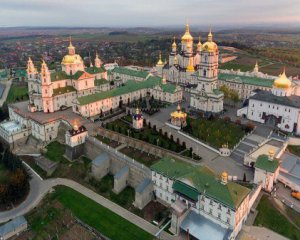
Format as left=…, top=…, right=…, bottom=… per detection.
left=231, top=125, right=272, bottom=163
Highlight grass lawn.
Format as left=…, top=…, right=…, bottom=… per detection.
left=54, top=186, right=153, bottom=240
left=90, top=174, right=135, bottom=209
left=254, top=195, right=300, bottom=240
left=120, top=146, right=160, bottom=167
left=288, top=145, right=300, bottom=157
left=183, top=117, right=246, bottom=149
left=6, top=84, right=28, bottom=103
left=0, top=163, right=10, bottom=184
left=44, top=141, right=68, bottom=163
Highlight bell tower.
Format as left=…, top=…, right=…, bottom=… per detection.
left=41, top=60, right=54, bottom=113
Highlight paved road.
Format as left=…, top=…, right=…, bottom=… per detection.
left=0, top=164, right=176, bottom=240
left=0, top=79, right=12, bottom=106
left=275, top=182, right=300, bottom=213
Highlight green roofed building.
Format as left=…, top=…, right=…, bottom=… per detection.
left=218, top=72, right=275, bottom=100
left=254, top=154, right=280, bottom=193
left=151, top=156, right=253, bottom=239
left=75, top=75, right=182, bottom=117
left=111, top=67, right=150, bottom=81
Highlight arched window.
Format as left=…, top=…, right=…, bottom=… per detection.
left=203, top=69, right=207, bottom=77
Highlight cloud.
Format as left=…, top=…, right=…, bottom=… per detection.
left=0, top=0, right=299, bottom=27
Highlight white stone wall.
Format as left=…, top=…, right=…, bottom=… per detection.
left=247, top=99, right=300, bottom=133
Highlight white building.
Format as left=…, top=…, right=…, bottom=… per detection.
left=254, top=150, right=280, bottom=192
left=1, top=38, right=183, bottom=145
left=156, top=25, right=224, bottom=114
left=150, top=157, right=254, bottom=240
left=238, top=70, right=300, bottom=134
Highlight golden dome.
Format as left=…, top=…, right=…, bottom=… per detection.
left=61, top=54, right=83, bottom=64
left=171, top=109, right=187, bottom=119
left=273, top=69, right=291, bottom=89
left=202, top=29, right=218, bottom=52
left=181, top=23, right=193, bottom=42
left=221, top=171, right=228, bottom=178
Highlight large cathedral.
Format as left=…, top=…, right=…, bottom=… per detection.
left=156, top=24, right=224, bottom=113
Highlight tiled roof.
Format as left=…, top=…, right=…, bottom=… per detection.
left=77, top=76, right=178, bottom=105
left=85, top=66, right=106, bottom=74
left=255, top=154, right=279, bottom=173
left=152, top=157, right=251, bottom=209
left=218, top=73, right=274, bottom=88
left=53, top=86, right=76, bottom=96
left=112, top=67, right=149, bottom=79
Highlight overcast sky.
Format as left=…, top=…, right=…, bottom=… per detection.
left=0, top=0, right=299, bottom=28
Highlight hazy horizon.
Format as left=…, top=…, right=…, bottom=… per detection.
left=0, top=0, right=299, bottom=28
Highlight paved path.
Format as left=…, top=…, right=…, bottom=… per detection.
left=238, top=226, right=289, bottom=240
left=0, top=164, right=175, bottom=240
left=0, top=79, right=12, bottom=106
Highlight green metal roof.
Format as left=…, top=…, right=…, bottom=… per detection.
left=72, top=71, right=85, bottom=80
left=151, top=157, right=251, bottom=209
left=150, top=156, right=194, bottom=179
left=85, top=66, right=106, bottom=74
left=15, top=69, right=27, bottom=78
left=77, top=76, right=178, bottom=105
left=112, top=67, right=149, bottom=79
left=255, top=154, right=279, bottom=173
left=53, top=86, right=76, bottom=96
left=173, top=181, right=199, bottom=201
left=95, top=78, right=108, bottom=86
left=51, top=71, right=70, bottom=81
left=218, top=73, right=274, bottom=88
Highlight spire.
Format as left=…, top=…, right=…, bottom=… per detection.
left=177, top=103, right=181, bottom=111
left=185, top=19, right=190, bottom=33
left=282, top=67, right=286, bottom=77
left=172, top=36, right=177, bottom=51
left=197, top=36, right=202, bottom=52
left=68, top=36, right=75, bottom=55
left=208, top=28, right=213, bottom=42
left=27, top=57, right=37, bottom=75
left=95, top=51, right=102, bottom=68
left=156, top=51, right=164, bottom=66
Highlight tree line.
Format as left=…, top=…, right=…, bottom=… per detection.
left=0, top=142, right=30, bottom=209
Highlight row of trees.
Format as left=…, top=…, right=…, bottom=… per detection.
left=0, top=144, right=30, bottom=208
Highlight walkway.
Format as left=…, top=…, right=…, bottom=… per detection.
left=0, top=79, right=12, bottom=107
left=231, top=125, right=272, bottom=163
left=0, top=164, right=176, bottom=240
